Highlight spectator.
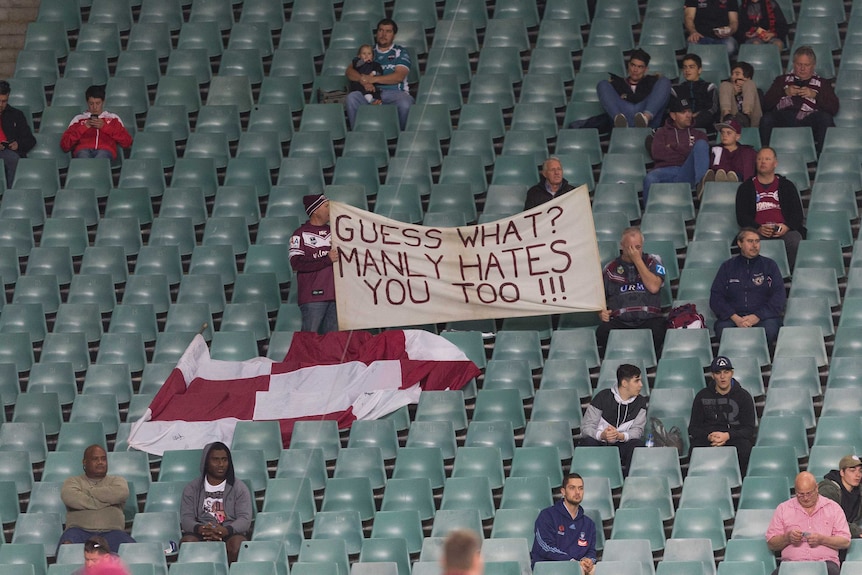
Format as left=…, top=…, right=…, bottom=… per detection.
left=349, top=44, right=384, bottom=104
left=579, top=364, right=647, bottom=476
left=735, top=146, right=805, bottom=269
left=0, top=79, right=36, bottom=189
left=672, top=53, right=719, bottom=130
left=531, top=473, right=597, bottom=573
left=719, top=61, right=763, bottom=127
left=345, top=18, right=414, bottom=130
left=685, top=0, right=740, bottom=55
left=524, top=157, right=576, bottom=210
left=644, top=97, right=710, bottom=205
left=180, top=442, right=252, bottom=563
left=761, top=45, right=839, bottom=154
left=688, top=356, right=757, bottom=474
left=766, top=472, right=850, bottom=575
left=443, top=530, right=483, bottom=575
left=76, top=536, right=128, bottom=575
left=60, top=85, right=132, bottom=160
left=704, top=118, right=757, bottom=187
left=597, top=227, right=667, bottom=355
left=710, top=228, right=786, bottom=344
left=596, top=48, right=671, bottom=129
left=819, top=454, right=862, bottom=561
left=289, top=194, right=339, bottom=334
left=59, top=445, right=136, bottom=551
left=737, top=0, right=789, bottom=50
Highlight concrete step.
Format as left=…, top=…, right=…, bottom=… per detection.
left=0, top=0, right=41, bottom=77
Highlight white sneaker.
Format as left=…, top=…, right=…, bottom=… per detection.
left=614, top=113, right=628, bottom=128
left=634, top=112, right=650, bottom=128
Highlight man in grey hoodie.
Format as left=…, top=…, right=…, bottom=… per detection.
left=579, top=363, right=647, bottom=476
left=180, top=442, right=252, bottom=563
left=819, top=454, right=862, bottom=560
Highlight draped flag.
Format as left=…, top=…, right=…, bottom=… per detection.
left=330, top=186, right=605, bottom=330
left=128, top=330, right=480, bottom=456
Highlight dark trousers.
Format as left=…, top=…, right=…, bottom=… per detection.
left=760, top=109, right=835, bottom=152
left=579, top=435, right=646, bottom=476
left=689, top=436, right=753, bottom=476
left=596, top=316, right=667, bottom=357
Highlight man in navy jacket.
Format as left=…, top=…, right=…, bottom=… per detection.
left=531, top=473, right=597, bottom=573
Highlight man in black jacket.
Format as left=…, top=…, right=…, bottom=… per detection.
left=688, top=356, right=756, bottom=474
left=819, top=454, right=862, bottom=560
left=735, top=146, right=805, bottom=269
left=523, top=157, right=576, bottom=210
left=0, top=80, right=36, bottom=189
left=596, top=48, right=671, bottom=129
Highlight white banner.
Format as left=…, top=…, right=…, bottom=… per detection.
left=331, top=186, right=605, bottom=330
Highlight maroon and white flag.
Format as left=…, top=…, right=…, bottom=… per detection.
left=128, top=330, right=480, bottom=456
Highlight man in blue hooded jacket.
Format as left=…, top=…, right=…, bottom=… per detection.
left=531, top=473, right=597, bottom=573
left=180, top=442, right=252, bottom=563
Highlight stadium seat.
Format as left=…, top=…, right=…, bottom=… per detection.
left=610, top=507, right=666, bottom=552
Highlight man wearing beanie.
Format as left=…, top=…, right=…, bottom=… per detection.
left=289, top=194, right=339, bottom=333
left=688, top=355, right=756, bottom=474
left=819, top=455, right=862, bottom=557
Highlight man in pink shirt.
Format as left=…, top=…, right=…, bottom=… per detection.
left=766, top=471, right=850, bottom=575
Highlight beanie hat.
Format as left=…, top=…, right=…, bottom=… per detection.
left=303, top=194, right=328, bottom=217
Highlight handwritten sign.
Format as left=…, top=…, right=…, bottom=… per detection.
left=331, top=186, right=605, bottom=330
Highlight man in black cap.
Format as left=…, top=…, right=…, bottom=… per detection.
left=820, top=454, right=862, bottom=558
left=688, top=355, right=756, bottom=474
left=289, top=194, right=339, bottom=334
left=643, top=97, right=710, bottom=206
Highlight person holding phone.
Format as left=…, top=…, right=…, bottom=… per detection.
left=735, top=146, right=806, bottom=270
left=60, top=85, right=132, bottom=160
left=0, top=80, right=36, bottom=188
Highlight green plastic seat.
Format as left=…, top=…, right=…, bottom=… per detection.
left=688, top=446, right=743, bottom=489
left=379, top=476, right=436, bottom=522
left=70, top=393, right=120, bottom=436
left=739, top=475, right=791, bottom=510
left=439, top=476, right=495, bottom=521
left=271, top=447, right=328, bottom=496
left=678, top=475, right=734, bottom=521
left=531, top=388, right=584, bottom=430
left=571, top=446, right=624, bottom=490
left=390, top=446, right=445, bottom=490
left=610, top=507, right=666, bottom=552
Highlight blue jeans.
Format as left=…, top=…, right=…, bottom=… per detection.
left=714, top=318, right=783, bottom=346
left=0, top=148, right=19, bottom=188
left=691, top=35, right=738, bottom=56
left=300, top=301, right=339, bottom=334
left=596, top=76, right=671, bottom=128
left=642, top=139, right=709, bottom=205
left=75, top=149, right=114, bottom=159
left=346, top=89, right=415, bottom=130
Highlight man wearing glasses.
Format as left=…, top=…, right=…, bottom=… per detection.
left=766, top=471, right=850, bottom=575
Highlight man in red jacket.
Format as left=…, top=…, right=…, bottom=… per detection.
left=60, top=85, right=133, bottom=160
left=642, top=97, right=710, bottom=206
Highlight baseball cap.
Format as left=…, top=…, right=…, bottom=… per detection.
left=840, top=455, right=862, bottom=470
left=668, top=98, right=692, bottom=113
left=715, top=119, right=742, bottom=134
left=710, top=356, right=733, bottom=372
